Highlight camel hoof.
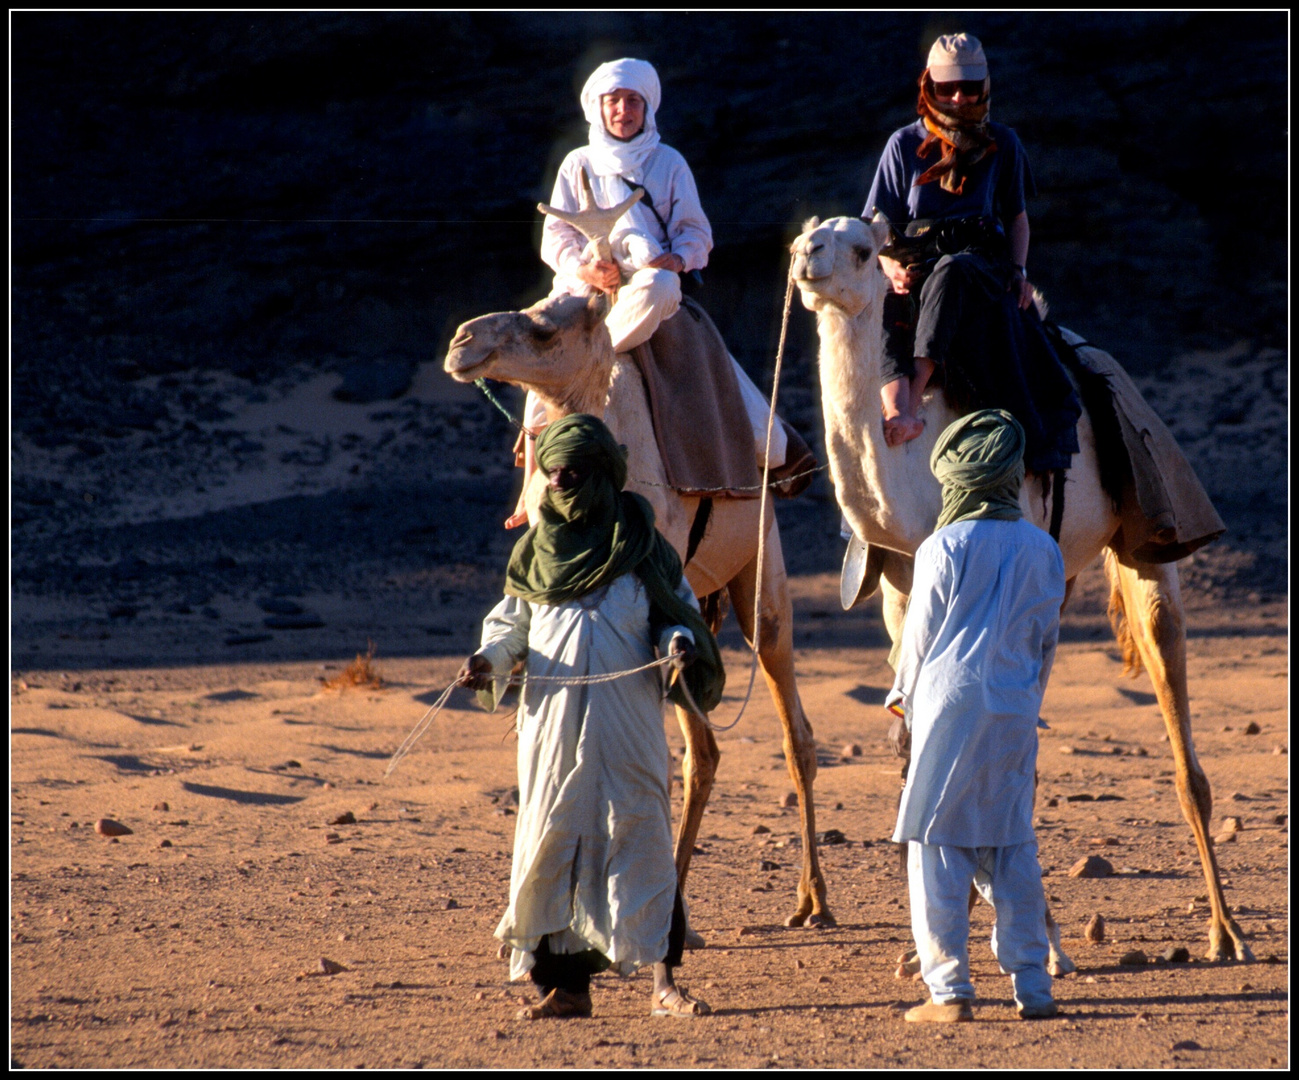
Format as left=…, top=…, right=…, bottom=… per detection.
left=683, top=927, right=707, bottom=951
left=805, top=912, right=836, bottom=929
left=1048, top=958, right=1076, bottom=978
left=895, top=954, right=922, bottom=979
left=784, top=911, right=810, bottom=928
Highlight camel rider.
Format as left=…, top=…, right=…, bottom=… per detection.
left=863, top=33, right=1080, bottom=476
left=508, top=57, right=811, bottom=528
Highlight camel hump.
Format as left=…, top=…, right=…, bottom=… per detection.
left=629, top=298, right=763, bottom=498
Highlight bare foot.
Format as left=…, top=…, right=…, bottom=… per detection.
left=882, top=413, right=925, bottom=446
left=504, top=509, right=529, bottom=529
left=651, top=985, right=711, bottom=1018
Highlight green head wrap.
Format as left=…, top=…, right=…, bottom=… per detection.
left=500, top=413, right=726, bottom=714
left=930, top=409, right=1026, bottom=530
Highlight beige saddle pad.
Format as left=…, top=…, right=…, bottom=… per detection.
left=1060, top=328, right=1225, bottom=565
left=629, top=297, right=762, bottom=498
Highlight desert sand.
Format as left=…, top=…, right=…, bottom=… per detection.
left=11, top=356, right=1289, bottom=1069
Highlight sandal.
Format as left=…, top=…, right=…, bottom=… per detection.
left=516, top=988, right=592, bottom=1020
left=651, top=986, right=711, bottom=1018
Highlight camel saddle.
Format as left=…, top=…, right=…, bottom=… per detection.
left=628, top=297, right=763, bottom=499
left=1053, top=326, right=1225, bottom=566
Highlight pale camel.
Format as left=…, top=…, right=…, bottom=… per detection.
left=790, top=214, right=1252, bottom=965
left=443, top=290, right=834, bottom=934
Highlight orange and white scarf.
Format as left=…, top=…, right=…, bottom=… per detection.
left=913, top=72, right=996, bottom=196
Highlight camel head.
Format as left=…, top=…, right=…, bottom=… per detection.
left=444, top=291, right=615, bottom=419
left=790, top=216, right=891, bottom=319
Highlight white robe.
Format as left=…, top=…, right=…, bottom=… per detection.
left=887, top=517, right=1064, bottom=848
left=477, top=571, right=697, bottom=980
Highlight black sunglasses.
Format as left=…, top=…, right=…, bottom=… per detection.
left=933, top=79, right=985, bottom=97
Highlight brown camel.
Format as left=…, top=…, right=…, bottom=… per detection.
left=444, top=289, right=834, bottom=935
left=790, top=214, right=1252, bottom=964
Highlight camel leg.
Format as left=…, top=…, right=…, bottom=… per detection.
left=728, top=515, right=833, bottom=928
left=672, top=703, right=721, bottom=948
left=1104, top=550, right=1252, bottom=961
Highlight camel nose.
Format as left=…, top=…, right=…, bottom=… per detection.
left=449, top=328, right=473, bottom=349
left=795, top=237, right=831, bottom=281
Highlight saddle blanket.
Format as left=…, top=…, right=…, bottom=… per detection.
left=1059, top=327, right=1225, bottom=565
left=630, top=297, right=763, bottom=498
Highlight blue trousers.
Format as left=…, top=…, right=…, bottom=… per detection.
left=907, top=840, right=1054, bottom=1010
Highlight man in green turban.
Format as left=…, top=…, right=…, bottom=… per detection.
left=457, top=413, right=720, bottom=1020
left=884, top=409, right=1063, bottom=1023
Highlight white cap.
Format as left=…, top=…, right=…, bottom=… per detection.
left=927, top=33, right=988, bottom=82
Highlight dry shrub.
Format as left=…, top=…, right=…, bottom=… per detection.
left=321, top=640, right=385, bottom=692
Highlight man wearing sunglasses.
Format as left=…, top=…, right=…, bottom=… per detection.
left=862, top=32, right=1080, bottom=476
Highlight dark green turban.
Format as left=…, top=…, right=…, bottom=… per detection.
left=930, top=409, right=1026, bottom=530
left=501, top=413, right=725, bottom=713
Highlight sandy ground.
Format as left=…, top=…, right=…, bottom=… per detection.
left=10, top=561, right=1288, bottom=1069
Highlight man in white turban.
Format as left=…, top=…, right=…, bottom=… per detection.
left=507, top=59, right=810, bottom=527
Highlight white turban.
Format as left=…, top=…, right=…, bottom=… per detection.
left=579, top=58, right=662, bottom=180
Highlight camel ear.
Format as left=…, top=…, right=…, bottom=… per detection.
left=802, top=216, right=821, bottom=232
left=868, top=219, right=891, bottom=250
left=585, top=290, right=611, bottom=324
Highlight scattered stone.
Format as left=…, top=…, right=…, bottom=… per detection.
left=1088, top=837, right=1120, bottom=847
left=1119, top=949, right=1148, bottom=966
left=781, top=792, right=799, bottom=808
left=317, top=958, right=348, bottom=975
left=834, top=802, right=844, bottom=810
left=1271, top=745, right=1286, bottom=756
left=1085, top=914, right=1105, bottom=943
left=329, top=811, right=356, bottom=826
left=264, top=614, right=325, bottom=630
left=817, top=828, right=848, bottom=846
left=154, top=802, right=169, bottom=812
left=1262, top=954, right=1282, bottom=964
left=1170, top=1040, right=1202, bottom=1051
left=1239, top=983, right=1253, bottom=993
left=1064, top=793, right=1095, bottom=802
left=1230, top=791, right=1249, bottom=801
left=735, top=926, right=753, bottom=938
left=324, top=833, right=341, bottom=844
left=1059, top=745, right=1075, bottom=755
left=441, top=898, right=459, bottom=910
left=1273, top=813, right=1287, bottom=826
left=1162, top=946, right=1190, bottom=963
left=1221, top=816, right=1243, bottom=833
left=1213, top=832, right=1237, bottom=845
left=1242, top=721, right=1260, bottom=735
left=225, top=633, right=273, bottom=646
left=270, top=760, right=303, bottom=771
left=1068, top=855, right=1114, bottom=879
left=94, top=818, right=133, bottom=837
left=842, top=743, right=862, bottom=758
left=158, top=839, right=173, bottom=848
left=1129, top=746, right=1149, bottom=757
left=1046, top=797, right=1058, bottom=808
left=759, top=860, right=781, bottom=872
left=752, top=824, right=771, bottom=835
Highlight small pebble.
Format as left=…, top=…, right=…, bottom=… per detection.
left=158, top=839, right=173, bottom=849
left=317, top=958, right=347, bottom=975
left=1213, top=832, right=1237, bottom=844
left=1171, top=1040, right=1202, bottom=1051
left=1242, top=721, right=1260, bottom=735
left=842, top=743, right=862, bottom=758
left=781, top=792, right=799, bottom=808
left=1085, top=914, right=1105, bottom=943
left=329, top=811, right=356, bottom=825
left=1119, top=949, right=1148, bottom=966
left=1161, top=946, right=1190, bottom=963
left=1221, top=816, right=1243, bottom=833
left=154, top=802, right=169, bottom=812
left=94, top=819, right=133, bottom=837
left=1068, top=855, right=1114, bottom=879
left=752, top=824, right=771, bottom=835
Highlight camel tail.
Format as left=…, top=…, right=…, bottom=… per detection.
left=1104, top=548, right=1145, bottom=678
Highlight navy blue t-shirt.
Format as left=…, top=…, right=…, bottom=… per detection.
left=864, top=119, right=1036, bottom=227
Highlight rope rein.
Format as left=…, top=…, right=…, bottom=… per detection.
left=387, top=255, right=801, bottom=769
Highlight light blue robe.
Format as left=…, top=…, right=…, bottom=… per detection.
left=887, top=517, right=1064, bottom=847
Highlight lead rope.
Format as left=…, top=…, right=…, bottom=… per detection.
left=695, top=255, right=797, bottom=734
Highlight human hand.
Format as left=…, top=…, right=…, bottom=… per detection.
left=456, top=653, right=493, bottom=692
left=1013, top=271, right=1035, bottom=311
left=887, top=711, right=911, bottom=759
left=669, top=636, right=697, bottom=670
left=645, top=252, right=685, bottom=274
left=879, top=254, right=918, bottom=295
left=576, top=259, right=622, bottom=294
